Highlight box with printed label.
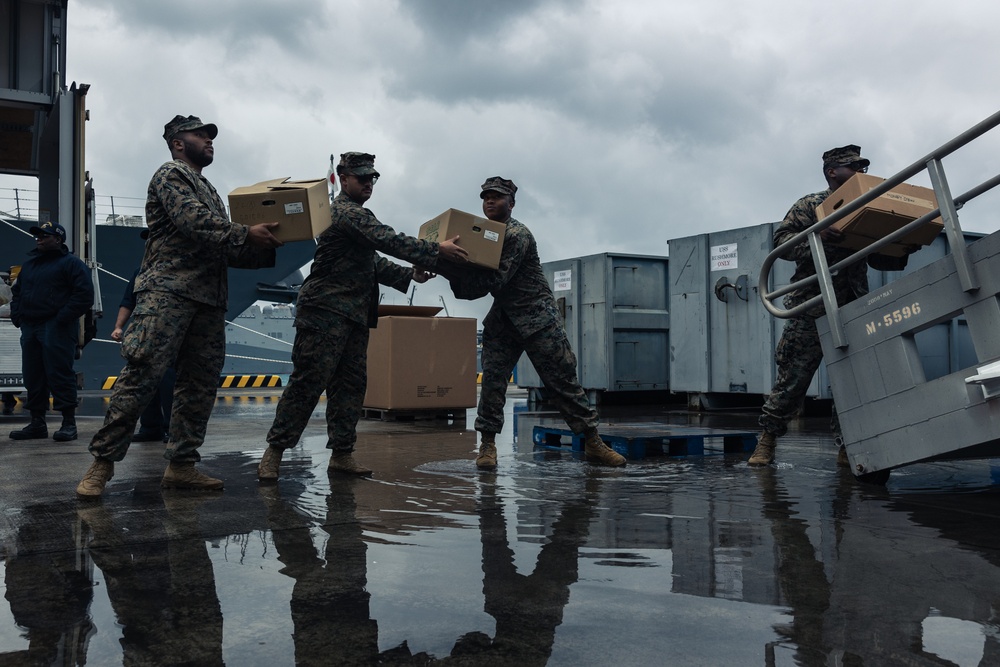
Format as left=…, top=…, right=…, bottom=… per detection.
left=364, top=305, right=478, bottom=411
left=228, top=177, right=331, bottom=242
left=418, top=209, right=506, bottom=269
left=815, top=172, right=942, bottom=257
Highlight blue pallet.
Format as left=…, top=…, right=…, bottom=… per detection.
left=532, top=423, right=757, bottom=460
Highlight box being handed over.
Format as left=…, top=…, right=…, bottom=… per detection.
left=364, top=305, right=477, bottom=411
left=815, top=172, right=943, bottom=257
left=228, top=178, right=331, bottom=242
left=418, top=209, right=506, bottom=269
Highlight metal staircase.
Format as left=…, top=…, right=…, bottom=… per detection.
left=759, top=110, right=1000, bottom=482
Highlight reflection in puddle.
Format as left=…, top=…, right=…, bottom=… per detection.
left=1, top=405, right=1000, bottom=664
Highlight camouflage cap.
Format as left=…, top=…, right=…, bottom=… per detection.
left=163, top=115, right=218, bottom=142
left=822, top=144, right=869, bottom=168
left=28, top=221, right=67, bottom=242
left=479, top=176, right=518, bottom=200
left=338, top=152, right=380, bottom=177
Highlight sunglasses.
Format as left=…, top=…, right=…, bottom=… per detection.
left=354, top=174, right=378, bottom=185
left=843, top=161, right=868, bottom=173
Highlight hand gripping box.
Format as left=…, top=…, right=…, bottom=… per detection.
left=228, top=178, right=332, bottom=242
left=418, top=209, right=506, bottom=269
left=363, top=305, right=478, bottom=411
left=815, top=172, right=943, bottom=257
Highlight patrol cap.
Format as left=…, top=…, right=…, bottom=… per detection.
left=480, top=176, right=517, bottom=202
left=822, top=144, right=869, bottom=169
left=28, top=221, right=67, bottom=243
left=337, top=152, right=380, bottom=177
left=163, top=115, right=218, bottom=142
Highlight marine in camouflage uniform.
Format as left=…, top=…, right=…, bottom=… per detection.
left=749, top=145, right=910, bottom=466
left=77, top=115, right=281, bottom=497
left=446, top=177, right=625, bottom=469
left=258, top=152, right=469, bottom=479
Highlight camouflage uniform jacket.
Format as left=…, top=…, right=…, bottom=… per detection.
left=449, top=217, right=560, bottom=338
left=777, top=189, right=906, bottom=318
left=136, top=159, right=258, bottom=308
left=295, top=192, right=441, bottom=329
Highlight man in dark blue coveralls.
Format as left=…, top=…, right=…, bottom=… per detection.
left=8, top=222, right=93, bottom=442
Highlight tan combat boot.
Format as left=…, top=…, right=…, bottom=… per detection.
left=76, top=458, right=115, bottom=498
left=476, top=434, right=498, bottom=470
left=748, top=432, right=776, bottom=466
left=161, top=461, right=224, bottom=490
left=584, top=430, right=626, bottom=467
left=257, top=446, right=284, bottom=480
left=328, top=453, right=373, bottom=477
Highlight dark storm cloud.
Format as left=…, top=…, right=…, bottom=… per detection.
left=83, top=0, right=328, bottom=56
left=386, top=2, right=782, bottom=147
left=399, top=0, right=558, bottom=41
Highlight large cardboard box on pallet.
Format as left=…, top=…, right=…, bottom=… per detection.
left=228, top=178, right=331, bottom=242
left=815, top=172, right=943, bottom=257
left=364, top=305, right=478, bottom=411
left=418, top=209, right=506, bottom=269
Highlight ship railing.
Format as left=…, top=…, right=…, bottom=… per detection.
left=758, top=109, right=1000, bottom=350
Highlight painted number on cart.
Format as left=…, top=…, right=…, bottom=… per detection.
left=865, top=303, right=921, bottom=335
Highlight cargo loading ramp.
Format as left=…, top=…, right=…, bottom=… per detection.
left=758, top=110, right=1000, bottom=483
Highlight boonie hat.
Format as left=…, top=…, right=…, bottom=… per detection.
left=480, top=176, right=517, bottom=202
left=163, top=115, right=218, bottom=142
left=822, top=144, right=869, bottom=169
left=337, top=152, right=380, bottom=177
left=29, top=221, right=67, bottom=243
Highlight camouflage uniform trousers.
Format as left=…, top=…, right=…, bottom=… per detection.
left=267, top=314, right=369, bottom=454
left=759, top=315, right=841, bottom=441
left=89, top=291, right=225, bottom=463
left=477, top=322, right=598, bottom=436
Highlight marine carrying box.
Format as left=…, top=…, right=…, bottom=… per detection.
left=364, top=305, right=477, bottom=411
left=228, top=178, right=332, bottom=242
left=418, top=209, right=506, bottom=269
left=815, top=172, right=943, bottom=257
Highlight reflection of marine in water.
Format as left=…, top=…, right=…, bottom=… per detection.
left=1, top=502, right=94, bottom=665
left=754, top=467, right=831, bottom=664
left=77, top=491, right=224, bottom=665
left=259, top=477, right=380, bottom=666
left=449, top=474, right=598, bottom=665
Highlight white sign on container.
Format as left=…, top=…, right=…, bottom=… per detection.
left=553, top=270, right=572, bottom=291
left=710, top=243, right=738, bottom=271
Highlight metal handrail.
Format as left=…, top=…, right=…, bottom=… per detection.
left=758, top=109, right=1000, bottom=349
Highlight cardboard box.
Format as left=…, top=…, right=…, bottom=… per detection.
left=418, top=209, right=506, bottom=269
left=364, top=305, right=477, bottom=411
left=228, top=178, right=331, bottom=242
left=815, top=173, right=943, bottom=256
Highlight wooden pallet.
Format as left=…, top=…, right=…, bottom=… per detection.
left=532, top=422, right=757, bottom=460
left=361, top=407, right=468, bottom=422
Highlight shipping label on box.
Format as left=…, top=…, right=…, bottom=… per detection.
left=364, top=306, right=477, bottom=411
left=418, top=208, right=506, bottom=269
left=815, top=173, right=943, bottom=256
left=228, top=177, right=332, bottom=242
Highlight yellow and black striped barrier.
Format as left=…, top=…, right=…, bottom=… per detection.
left=475, top=373, right=515, bottom=384
left=102, top=375, right=283, bottom=390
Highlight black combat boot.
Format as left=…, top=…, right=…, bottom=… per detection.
left=10, top=412, right=48, bottom=440
left=53, top=409, right=78, bottom=442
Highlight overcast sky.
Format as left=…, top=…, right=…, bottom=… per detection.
left=4, top=0, right=1000, bottom=322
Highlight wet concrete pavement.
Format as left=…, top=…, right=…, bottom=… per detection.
left=1, top=390, right=1000, bottom=666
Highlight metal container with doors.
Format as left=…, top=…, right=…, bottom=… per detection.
left=515, top=253, right=669, bottom=403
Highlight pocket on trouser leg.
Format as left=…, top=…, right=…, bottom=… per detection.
left=121, top=314, right=163, bottom=366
